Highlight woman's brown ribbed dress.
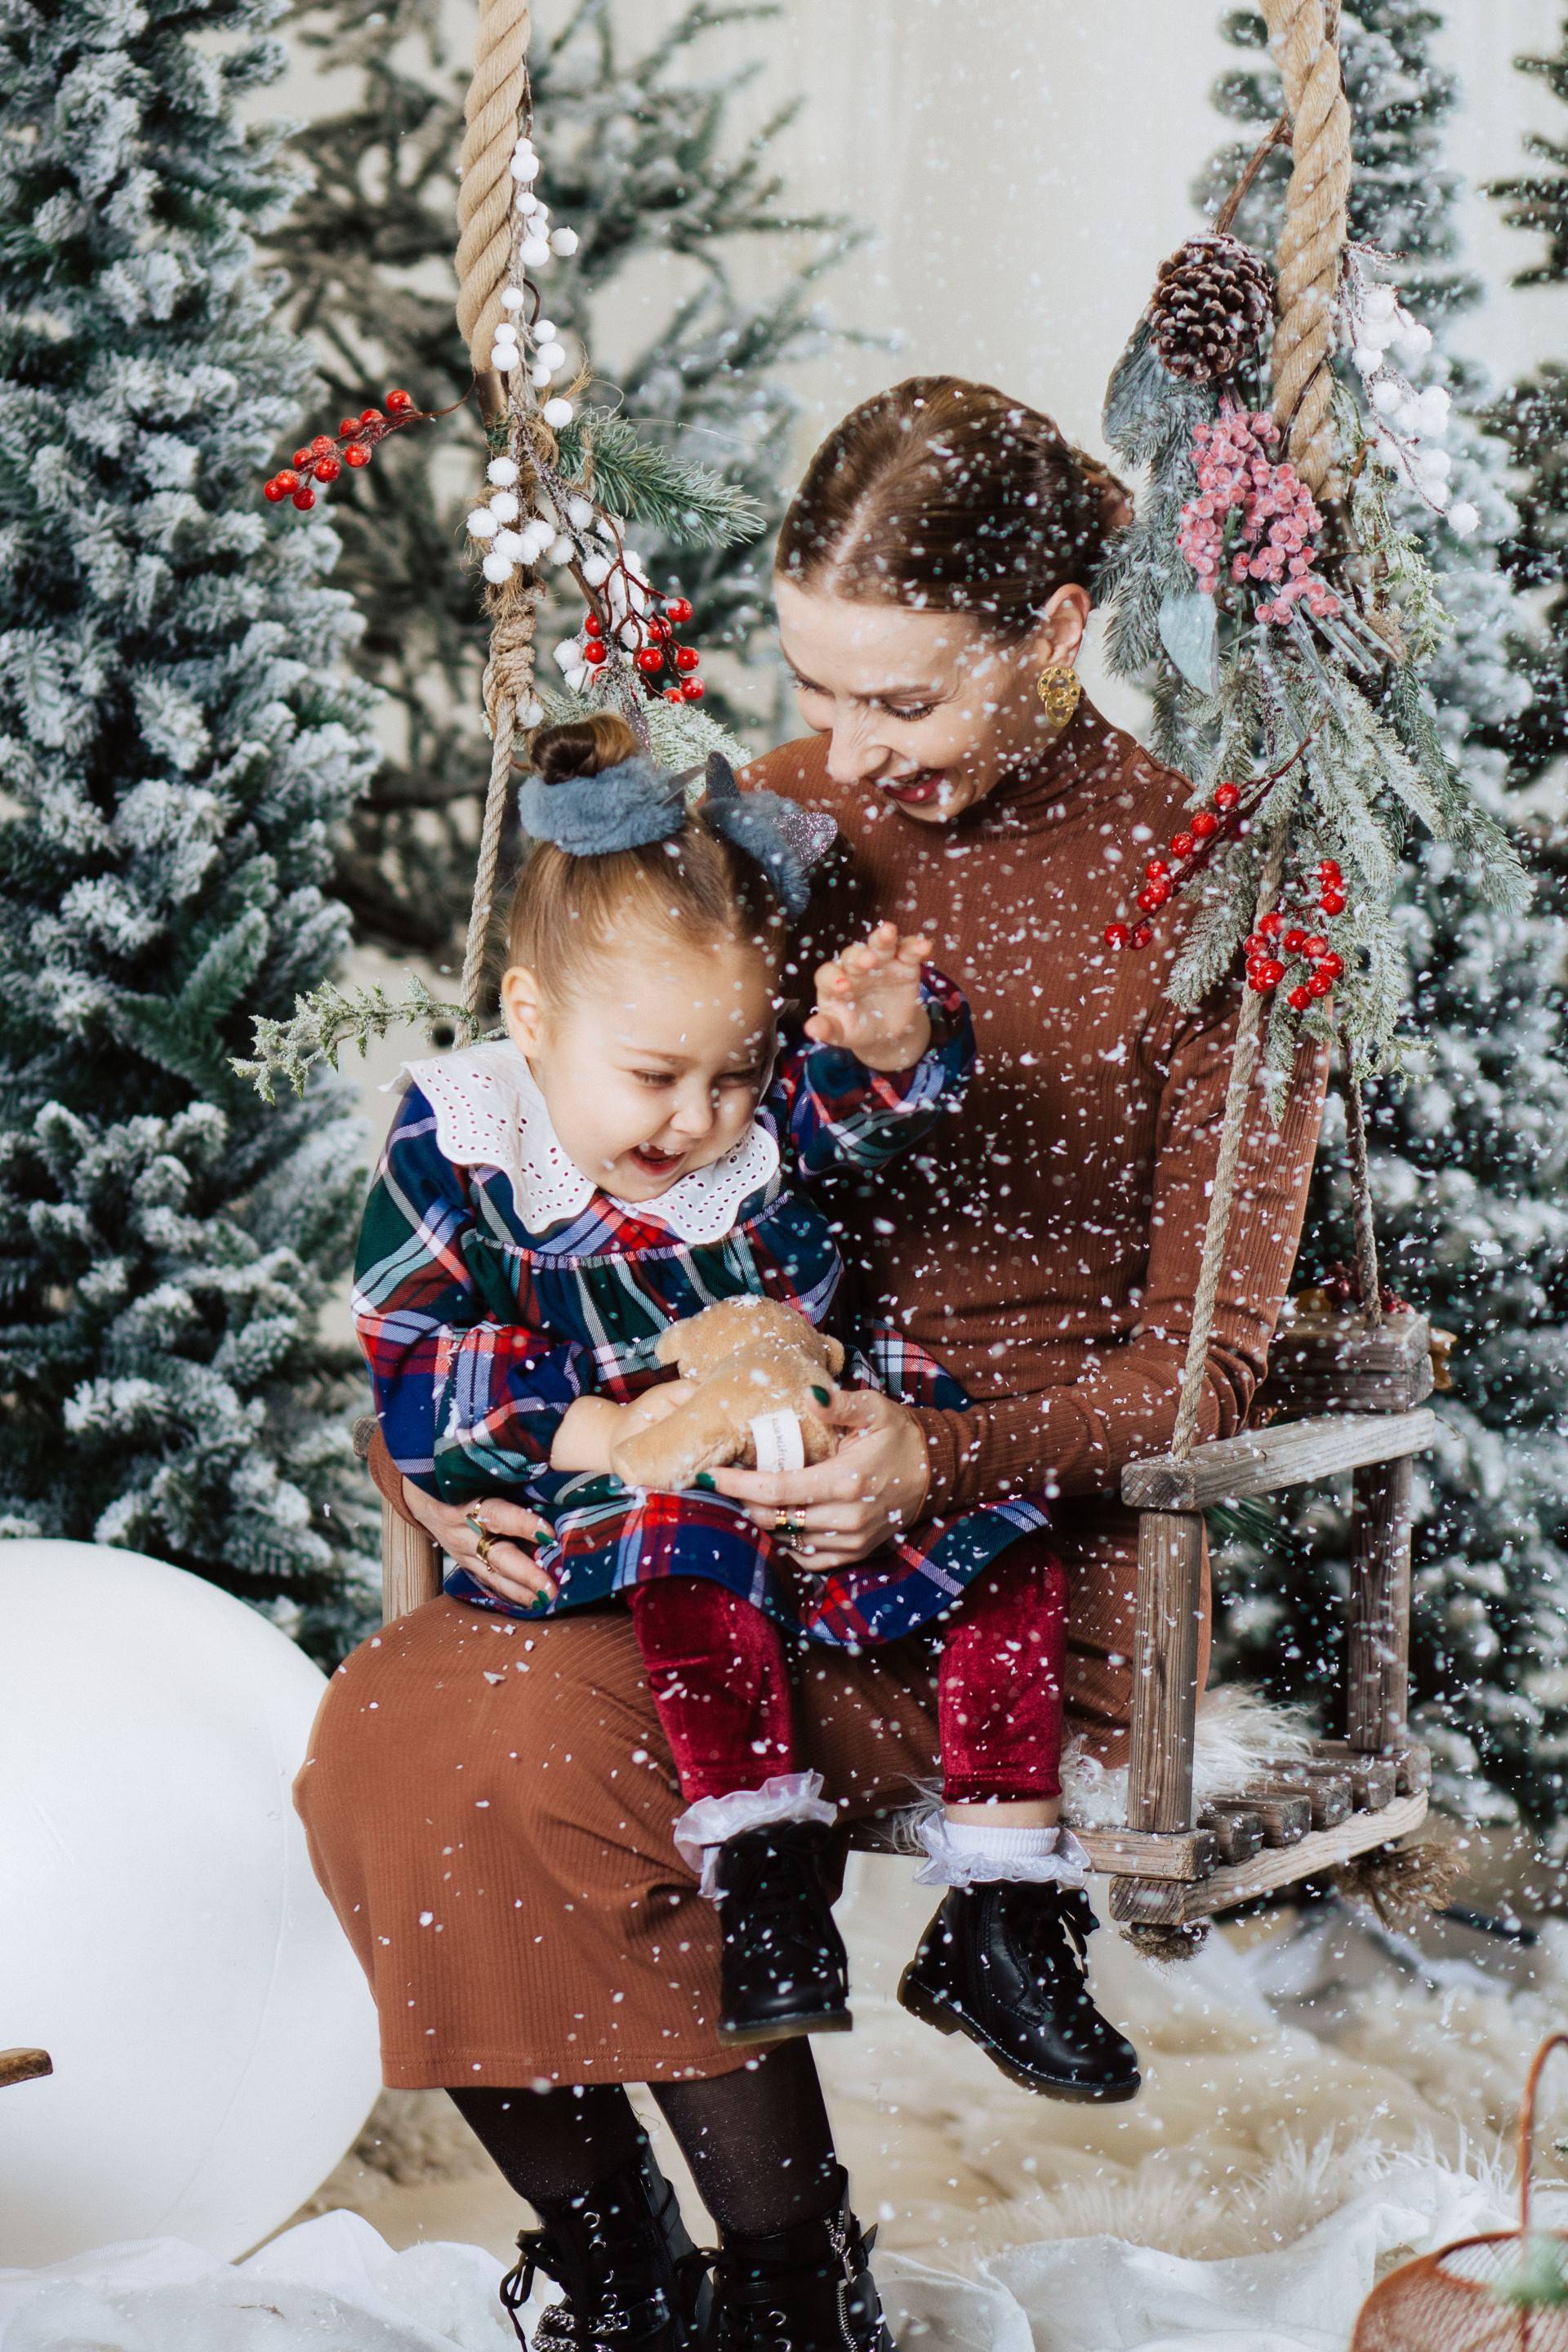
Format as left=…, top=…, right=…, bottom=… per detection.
left=295, top=702, right=1327, bottom=2087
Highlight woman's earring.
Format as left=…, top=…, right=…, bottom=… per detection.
left=1036, top=663, right=1082, bottom=728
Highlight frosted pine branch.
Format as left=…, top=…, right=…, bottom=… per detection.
left=235, top=978, right=472, bottom=1102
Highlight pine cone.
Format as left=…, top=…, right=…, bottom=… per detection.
left=1148, top=234, right=1274, bottom=384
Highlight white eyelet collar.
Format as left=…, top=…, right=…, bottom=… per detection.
left=398, top=1040, right=780, bottom=1245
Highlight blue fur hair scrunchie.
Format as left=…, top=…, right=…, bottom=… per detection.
left=516, top=754, right=685, bottom=856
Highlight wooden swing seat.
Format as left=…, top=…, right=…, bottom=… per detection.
left=1084, top=1305, right=1435, bottom=1924
left=362, top=1310, right=1435, bottom=1923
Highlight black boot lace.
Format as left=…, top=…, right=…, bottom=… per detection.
left=1016, top=1882, right=1097, bottom=1989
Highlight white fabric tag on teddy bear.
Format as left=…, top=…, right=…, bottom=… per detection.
left=749, top=1410, right=806, bottom=1476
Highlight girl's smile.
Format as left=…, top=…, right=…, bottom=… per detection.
left=499, top=932, right=779, bottom=1203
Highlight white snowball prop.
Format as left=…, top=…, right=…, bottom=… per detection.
left=0, top=1541, right=381, bottom=2265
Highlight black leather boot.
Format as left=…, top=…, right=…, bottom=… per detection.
left=711, top=2170, right=894, bottom=2350
left=499, top=2139, right=715, bottom=2349
left=711, top=1819, right=851, bottom=2045
left=898, top=1881, right=1140, bottom=2101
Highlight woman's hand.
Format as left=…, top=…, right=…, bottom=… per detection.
left=708, top=1388, right=931, bottom=1570
left=804, top=921, right=933, bottom=1071
left=399, top=1479, right=558, bottom=1610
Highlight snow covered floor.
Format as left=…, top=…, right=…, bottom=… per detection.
left=7, top=1845, right=1567, bottom=2349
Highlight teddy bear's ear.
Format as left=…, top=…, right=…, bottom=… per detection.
left=654, top=1324, right=687, bottom=1367
left=822, top=1333, right=846, bottom=1377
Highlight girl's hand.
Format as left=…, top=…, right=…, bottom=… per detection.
left=805, top=922, right=933, bottom=1071
left=399, top=1480, right=558, bottom=1609
left=550, top=1382, right=700, bottom=1474
left=707, top=1388, right=931, bottom=1570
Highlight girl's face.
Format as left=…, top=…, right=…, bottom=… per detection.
left=774, top=574, right=1089, bottom=824
left=501, top=931, right=778, bottom=1201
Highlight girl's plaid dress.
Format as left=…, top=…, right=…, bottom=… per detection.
left=354, top=973, right=1049, bottom=1649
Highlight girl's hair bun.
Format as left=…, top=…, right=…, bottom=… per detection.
left=532, top=710, right=642, bottom=786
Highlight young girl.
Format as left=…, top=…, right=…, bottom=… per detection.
left=354, top=712, right=1138, bottom=2103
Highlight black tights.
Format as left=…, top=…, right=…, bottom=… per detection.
left=449, top=2038, right=840, bottom=2239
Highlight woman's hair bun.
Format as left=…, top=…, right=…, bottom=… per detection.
left=532, top=710, right=642, bottom=787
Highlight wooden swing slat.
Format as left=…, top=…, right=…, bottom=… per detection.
left=1106, top=1788, right=1430, bottom=1927
left=1074, top=1824, right=1218, bottom=1880
left=1121, top=1405, right=1437, bottom=1512
left=0, top=2048, right=51, bottom=2088
left=1257, top=1307, right=1434, bottom=1418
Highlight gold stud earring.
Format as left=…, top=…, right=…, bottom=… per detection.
left=1036, top=663, right=1082, bottom=728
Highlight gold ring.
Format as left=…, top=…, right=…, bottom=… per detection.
left=466, top=1510, right=494, bottom=1565
left=773, top=1510, right=803, bottom=1544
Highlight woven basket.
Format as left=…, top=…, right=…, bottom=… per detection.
left=1352, top=2035, right=1568, bottom=2350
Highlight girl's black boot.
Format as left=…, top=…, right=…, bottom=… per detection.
left=711, top=2169, right=894, bottom=2350
left=711, top=1819, right=852, bottom=2044
left=500, top=2139, right=715, bottom=2349
left=898, top=1880, right=1141, bottom=2101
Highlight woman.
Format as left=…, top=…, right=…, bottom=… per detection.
left=296, top=378, right=1326, bottom=2350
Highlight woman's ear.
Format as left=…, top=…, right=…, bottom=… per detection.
left=500, top=964, right=546, bottom=1055
left=1025, top=582, right=1091, bottom=674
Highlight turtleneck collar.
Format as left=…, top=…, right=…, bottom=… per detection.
left=961, top=697, right=1134, bottom=837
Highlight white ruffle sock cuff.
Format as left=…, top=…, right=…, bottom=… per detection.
left=913, top=1807, right=1091, bottom=1891
left=674, top=1769, right=839, bottom=1899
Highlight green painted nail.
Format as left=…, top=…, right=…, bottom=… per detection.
left=694, top=1471, right=717, bottom=1491
left=811, top=1385, right=831, bottom=1405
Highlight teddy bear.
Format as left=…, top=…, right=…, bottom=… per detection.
left=608, top=1296, right=845, bottom=1494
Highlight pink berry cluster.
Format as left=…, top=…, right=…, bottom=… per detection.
left=1177, top=406, right=1342, bottom=627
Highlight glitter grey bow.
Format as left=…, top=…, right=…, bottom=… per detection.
left=519, top=750, right=836, bottom=920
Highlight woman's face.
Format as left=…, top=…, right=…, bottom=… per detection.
left=774, top=574, right=1089, bottom=825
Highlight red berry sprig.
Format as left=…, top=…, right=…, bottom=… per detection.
left=1103, top=777, right=1245, bottom=952
left=1245, top=861, right=1348, bottom=1006
left=623, top=586, right=703, bottom=702
left=1100, top=718, right=1334, bottom=963
left=262, top=390, right=425, bottom=510
left=1319, top=1259, right=1410, bottom=1316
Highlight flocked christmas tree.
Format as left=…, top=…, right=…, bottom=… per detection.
left=1195, top=3, right=1568, bottom=1831
left=273, top=0, right=855, bottom=956
left=1488, top=11, right=1568, bottom=791
left=0, top=0, right=383, bottom=1656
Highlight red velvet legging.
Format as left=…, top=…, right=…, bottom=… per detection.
left=626, top=1536, right=1067, bottom=1807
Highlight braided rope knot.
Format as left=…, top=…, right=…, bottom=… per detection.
left=483, top=589, right=539, bottom=738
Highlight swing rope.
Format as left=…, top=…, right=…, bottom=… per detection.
left=454, top=0, right=541, bottom=1025
left=1265, top=0, right=1352, bottom=499
left=457, top=0, right=532, bottom=373
left=1169, top=0, right=1374, bottom=1462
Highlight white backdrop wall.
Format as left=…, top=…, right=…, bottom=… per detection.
left=278, top=1, right=1568, bottom=462
left=543, top=0, right=1568, bottom=459
left=274, top=0, right=1568, bottom=721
